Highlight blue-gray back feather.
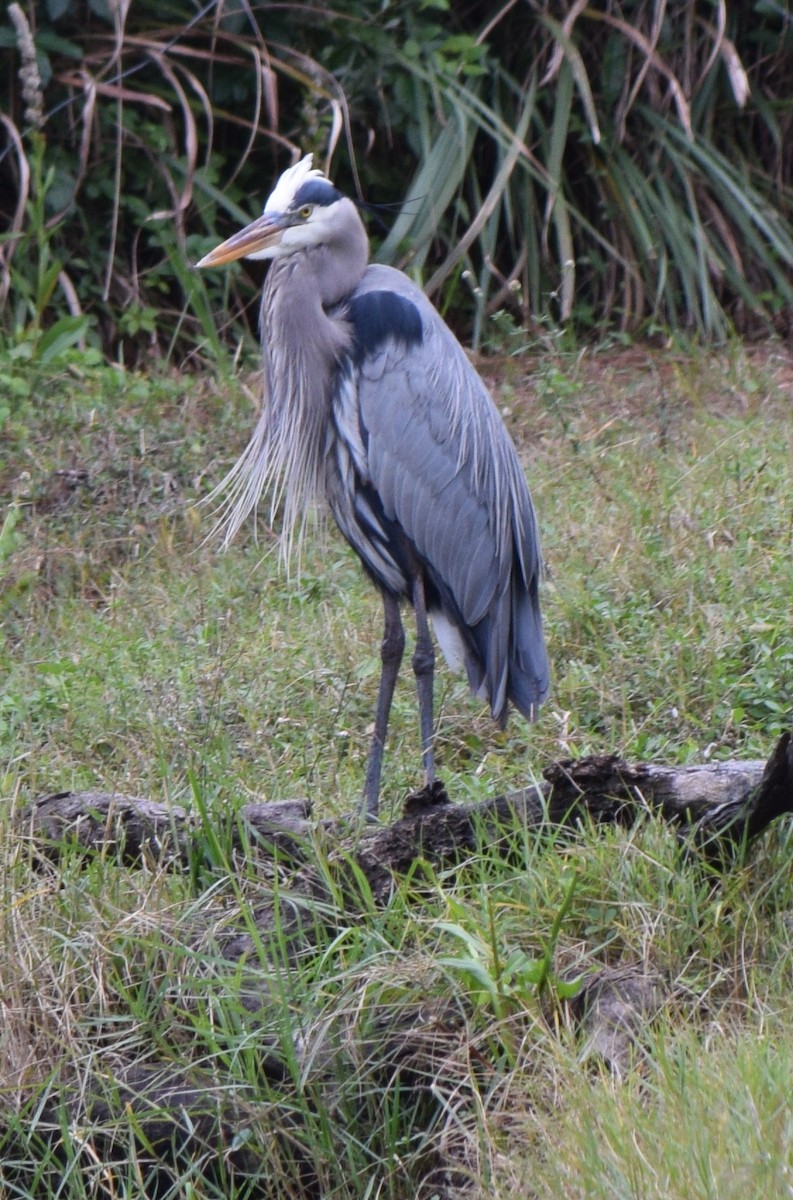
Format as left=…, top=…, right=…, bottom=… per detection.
left=329, top=264, right=549, bottom=722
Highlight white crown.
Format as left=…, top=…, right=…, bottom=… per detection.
left=264, top=154, right=332, bottom=213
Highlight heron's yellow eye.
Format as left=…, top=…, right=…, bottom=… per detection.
left=299, top=205, right=312, bottom=219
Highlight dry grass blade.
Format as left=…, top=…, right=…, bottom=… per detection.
left=540, top=0, right=589, bottom=86
left=53, top=73, right=172, bottom=110
left=70, top=74, right=97, bottom=220
left=539, top=13, right=602, bottom=146
left=614, top=0, right=666, bottom=141
left=149, top=53, right=200, bottom=224
left=695, top=0, right=727, bottom=87
left=719, top=36, right=750, bottom=108
left=424, top=95, right=533, bottom=296
left=476, top=0, right=522, bottom=46
left=591, top=8, right=694, bottom=141
left=0, top=113, right=28, bottom=311
left=225, top=42, right=264, bottom=188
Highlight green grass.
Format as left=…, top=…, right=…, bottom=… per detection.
left=0, top=340, right=792, bottom=1195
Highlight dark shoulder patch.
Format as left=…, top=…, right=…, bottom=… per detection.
left=292, top=180, right=343, bottom=208
left=347, top=290, right=424, bottom=365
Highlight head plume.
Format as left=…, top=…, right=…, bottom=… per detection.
left=265, top=154, right=332, bottom=213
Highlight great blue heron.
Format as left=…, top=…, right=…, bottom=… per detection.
left=197, top=154, right=549, bottom=816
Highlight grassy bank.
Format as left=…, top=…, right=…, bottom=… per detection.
left=1, top=339, right=791, bottom=1196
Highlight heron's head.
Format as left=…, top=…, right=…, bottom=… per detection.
left=196, top=155, right=361, bottom=269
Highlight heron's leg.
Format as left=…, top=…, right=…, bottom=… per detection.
left=410, top=573, right=436, bottom=786
left=362, top=591, right=405, bottom=818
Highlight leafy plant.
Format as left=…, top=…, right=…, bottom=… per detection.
left=437, top=866, right=582, bottom=1024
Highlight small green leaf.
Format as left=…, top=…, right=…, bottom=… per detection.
left=37, top=314, right=89, bottom=363
left=0, top=506, right=22, bottom=566
left=554, top=975, right=585, bottom=1001
left=36, top=27, right=82, bottom=55
left=438, top=957, right=499, bottom=999
left=87, top=0, right=113, bottom=22
left=45, top=0, right=72, bottom=20
left=35, top=47, right=52, bottom=88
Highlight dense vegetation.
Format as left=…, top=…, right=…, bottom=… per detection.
left=1, top=0, right=792, bottom=369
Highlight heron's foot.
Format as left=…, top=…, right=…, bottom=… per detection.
left=402, top=778, right=451, bottom=817
left=360, top=788, right=381, bottom=822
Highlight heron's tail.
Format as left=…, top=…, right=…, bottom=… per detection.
left=505, top=580, right=550, bottom=722
left=427, top=569, right=548, bottom=727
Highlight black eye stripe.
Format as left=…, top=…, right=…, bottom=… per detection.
left=292, top=179, right=343, bottom=208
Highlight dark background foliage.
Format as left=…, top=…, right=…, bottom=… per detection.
left=1, top=0, right=791, bottom=365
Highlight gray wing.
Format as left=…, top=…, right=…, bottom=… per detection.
left=330, top=265, right=549, bottom=722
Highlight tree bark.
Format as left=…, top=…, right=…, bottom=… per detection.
left=21, top=732, right=793, bottom=895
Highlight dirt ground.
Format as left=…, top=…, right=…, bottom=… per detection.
left=478, top=339, right=793, bottom=450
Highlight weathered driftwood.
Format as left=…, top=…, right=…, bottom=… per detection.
left=21, top=791, right=313, bottom=866
left=21, top=732, right=793, bottom=894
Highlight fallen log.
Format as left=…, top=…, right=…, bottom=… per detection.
left=21, top=792, right=313, bottom=867
left=21, top=732, right=793, bottom=896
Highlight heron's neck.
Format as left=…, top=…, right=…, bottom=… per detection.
left=254, top=251, right=358, bottom=553
left=263, top=253, right=354, bottom=380
left=207, top=241, right=366, bottom=558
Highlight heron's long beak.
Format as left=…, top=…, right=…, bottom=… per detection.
left=195, top=213, right=286, bottom=268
